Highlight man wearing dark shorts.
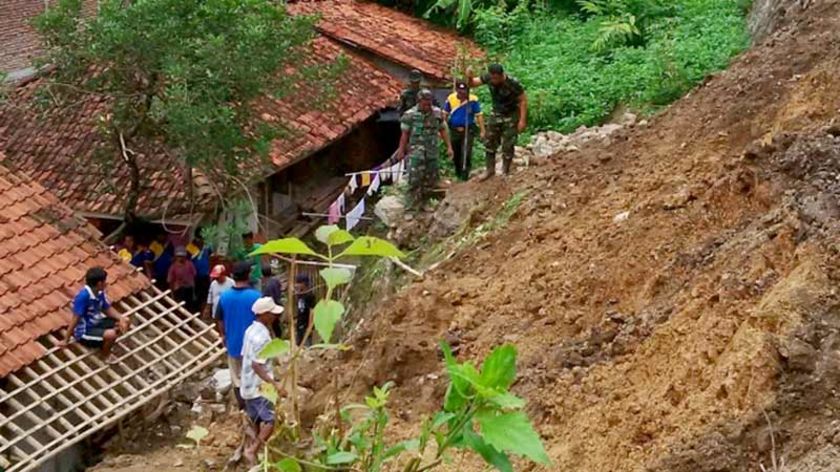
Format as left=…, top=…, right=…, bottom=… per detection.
left=240, top=297, right=285, bottom=464
left=62, top=267, right=130, bottom=363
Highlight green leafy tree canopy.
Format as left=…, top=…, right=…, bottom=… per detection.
left=33, top=0, right=325, bottom=218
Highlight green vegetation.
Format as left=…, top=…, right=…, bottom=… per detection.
left=472, top=0, right=750, bottom=132
left=426, top=0, right=750, bottom=133
left=244, top=225, right=547, bottom=471
left=34, top=0, right=338, bottom=220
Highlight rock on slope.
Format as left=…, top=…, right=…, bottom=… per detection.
left=315, top=1, right=840, bottom=471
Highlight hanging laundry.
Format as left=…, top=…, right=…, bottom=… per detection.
left=380, top=166, right=391, bottom=183
left=393, top=161, right=405, bottom=183
left=348, top=174, right=358, bottom=193
left=360, top=171, right=372, bottom=187
left=336, top=193, right=346, bottom=213
left=327, top=200, right=341, bottom=224
left=367, top=173, right=381, bottom=196
left=346, top=198, right=366, bottom=231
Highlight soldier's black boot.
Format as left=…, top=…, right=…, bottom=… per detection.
left=501, top=158, right=512, bottom=176
left=479, top=154, right=496, bottom=181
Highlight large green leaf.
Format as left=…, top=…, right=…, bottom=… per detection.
left=479, top=344, right=517, bottom=390
left=327, top=229, right=355, bottom=247
left=475, top=410, right=550, bottom=465
left=487, top=391, right=526, bottom=410
left=260, top=382, right=278, bottom=404
left=326, top=451, right=358, bottom=465
left=338, top=236, right=405, bottom=259
left=259, top=338, right=290, bottom=360
left=274, top=458, right=302, bottom=472
left=463, top=428, right=514, bottom=472
left=313, top=299, right=344, bottom=344
left=252, top=238, right=319, bottom=257
left=320, top=267, right=353, bottom=290
left=315, top=225, right=340, bottom=245
left=440, top=341, right=471, bottom=412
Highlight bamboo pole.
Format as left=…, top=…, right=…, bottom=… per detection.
left=0, top=290, right=173, bottom=404
left=0, top=308, right=209, bottom=450
left=7, top=340, right=223, bottom=472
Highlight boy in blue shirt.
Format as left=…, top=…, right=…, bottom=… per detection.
left=62, top=267, right=130, bottom=364
left=216, top=261, right=261, bottom=408
left=444, top=81, right=485, bottom=181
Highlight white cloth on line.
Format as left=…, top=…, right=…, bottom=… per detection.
left=348, top=174, right=358, bottom=193
left=346, top=198, right=366, bottom=231
left=367, top=173, right=381, bottom=196
left=337, top=193, right=346, bottom=213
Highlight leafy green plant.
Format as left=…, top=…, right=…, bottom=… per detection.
left=269, top=343, right=548, bottom=471
left=576, top=0, right=675, bottom=51
left=252, top=225, right=404, bottom=432
left=471, top=0, right=749, bottom=133
left=32, top=0, right=336, bottom=220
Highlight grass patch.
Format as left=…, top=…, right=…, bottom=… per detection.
left=473, top=0, right=751, bottom=134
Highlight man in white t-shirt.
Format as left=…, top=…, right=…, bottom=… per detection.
left=240, top=297, right=285, bottom=463
left=203, top=264, right=234, bottom=319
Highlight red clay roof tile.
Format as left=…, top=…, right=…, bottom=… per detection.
left=0, top=160, right=150, bottom=377
left=288, top=0, right=481, bottom=82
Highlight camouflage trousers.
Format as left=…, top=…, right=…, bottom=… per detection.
left=407, top=145, right=439, bottom=209
left=484, top=112, right=519, bottom=174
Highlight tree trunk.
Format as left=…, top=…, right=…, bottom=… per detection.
left=117, top=131, right=141, bottom=224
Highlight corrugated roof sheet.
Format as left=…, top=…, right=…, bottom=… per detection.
left=0, top=160, right=149, bottom=377
left=288, top=0, right=481, bottom=81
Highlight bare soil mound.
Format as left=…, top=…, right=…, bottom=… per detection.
left=309, top=2, right=840, bottom=470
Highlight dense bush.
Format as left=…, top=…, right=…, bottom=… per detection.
left=472, top=0, right=750, bottom=133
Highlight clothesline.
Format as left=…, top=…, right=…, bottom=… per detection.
left=344, top=169, right=409, bottom=177
left=302, top=212, right=374, bottom=221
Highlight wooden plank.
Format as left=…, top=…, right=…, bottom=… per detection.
left=0, top=291, right=181, bottom=405
left=0, top=308, right=209, bottom=451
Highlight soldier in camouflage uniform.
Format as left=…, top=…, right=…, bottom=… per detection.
left=468, top=64, right=528, bottom=179
left=396, top=89, right=454, bottom=209
left=398, top=69, right=423, bottom=116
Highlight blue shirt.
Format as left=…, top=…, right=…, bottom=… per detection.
left=191, top=246, right=212, bottom=277
left=217, top=286, right=261, bottom=358
left=153, top=244, right=173, bottom=281
left=444, top=93, right=482, bottom=127
left=72, top=286, right=111, bottom=339
left=130, top=248, right=154, bottom=269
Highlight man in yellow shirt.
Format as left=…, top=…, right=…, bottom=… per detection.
left=443, top=81, right=485, bottom=181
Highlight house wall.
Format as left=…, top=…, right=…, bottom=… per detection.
left=259, top=113, right=400, bottom=237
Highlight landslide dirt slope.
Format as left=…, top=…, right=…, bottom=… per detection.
left=313, top=2, right=840, bottom=471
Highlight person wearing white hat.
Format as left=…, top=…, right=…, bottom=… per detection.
left=203, top=264, right=234, bottom=319
left=240, top=297, right=286, bottom=463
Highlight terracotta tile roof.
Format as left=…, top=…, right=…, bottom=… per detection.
left=257, top=36, right=403, bottom=169
left=0, top=160, right=149, bottom=377
left=0, top=84, right=199, bottom=220
left=288, top=0, right=481, bottom=82
left=0, top=0, right=97, bottom=76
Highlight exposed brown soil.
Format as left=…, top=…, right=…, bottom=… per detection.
left=307, top=2, right=840, bottom=470
left=97, top=1, right=840, bottom=470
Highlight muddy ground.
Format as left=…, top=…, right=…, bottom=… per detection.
left=95, top=1, right=840, bottom=470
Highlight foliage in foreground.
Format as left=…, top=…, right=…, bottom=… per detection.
left=263, top=343, right=548, bottom=471
left=243, top=225, right=547, bottom=471
left=473, top=0, right=750, bottom=133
